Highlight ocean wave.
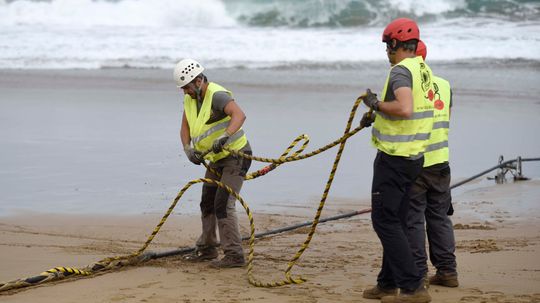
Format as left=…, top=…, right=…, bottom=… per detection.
left=233, top=0, right=540, bottom=27
left=230, top=0, right=540, bottom=27
left=1, top=0, right=540, bottom=69
left=1, top=0, right=539, bottom=28
left=0, top=0, right=237, bottom=27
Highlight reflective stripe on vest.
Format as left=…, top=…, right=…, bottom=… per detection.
left=425, top=140, right=448, bottom=153
left=371, top=56, right=435, bottom=157
left=372, top=128, right=431, bottom=143
left=377, top=110, right=433, bottom=121
left=192, top=122, right=245, bottom=146
left=423, top=75, right=451, bottom=167
left=184, top=82, right=247, bottom=163
left=192, top=120, right=228, bottom=145
left=433, top=121, right=450, bottom=129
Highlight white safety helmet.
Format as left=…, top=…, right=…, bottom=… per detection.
left=174, top=58, right=205, bottom=88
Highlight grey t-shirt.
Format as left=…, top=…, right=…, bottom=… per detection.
left=196, top=91, right=233, bottom=124
left=384, top=65, right=412, bottom=101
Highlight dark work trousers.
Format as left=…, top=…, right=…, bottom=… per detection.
left=371, top=151, right=424, bottom=291
left=407, top=162, right=457, bottom=276
left=197, top=144, right=252, bottom=258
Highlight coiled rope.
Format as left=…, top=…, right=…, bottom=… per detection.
left=0, top=95, right=369, bottom=293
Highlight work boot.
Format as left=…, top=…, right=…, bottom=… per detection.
left=362, top=285, right=398, bottom=299
left=209, top=254, right=245, bottom=268
left=183, top=247, right=218, bottom=262
left=429, top=272, right=459, bottom=287
left=381, top=286, right=431, bottom=303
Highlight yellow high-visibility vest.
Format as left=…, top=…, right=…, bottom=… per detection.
left=423, top=76, right=450, bottom=167
left=184, top=82, right=247, bottom=163
left=372, top=56, right=435, bottom=158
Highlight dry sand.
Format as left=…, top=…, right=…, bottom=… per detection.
left=1, top=180, right=540, bottom=303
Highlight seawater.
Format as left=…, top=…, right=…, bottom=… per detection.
left=0, top=0, right=539, bottom=69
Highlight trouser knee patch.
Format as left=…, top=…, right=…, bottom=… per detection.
left=201, top=185, right=217, bottom=216
left=239, top=151, right=252, bottom=177
left=214, top=188, right=230, bottom=219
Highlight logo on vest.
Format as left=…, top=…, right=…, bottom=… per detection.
left=434, top=99, right=444, bottom=110
left=419, top=62, right=434, bottom=102
left=433, top=82, right=445, bottom=110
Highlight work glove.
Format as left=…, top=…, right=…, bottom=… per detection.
left=359, top=111, right=375, bottom=128
left=212, top=133, right=230, bottom=154
left=184, top=144, right=203, bottom=165
left=361, top=89, right=380, bottom=111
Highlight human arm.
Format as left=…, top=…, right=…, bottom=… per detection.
left=180, top=111, right=191, bottom=148
left=181, top=112, right=203, bottom=165
left=378, top=87, right=414, bottom=118
left=361, top=87, right=413, bottom=119
left=212, top=100, right=246, bottom=153
left=223, top=100, right=246, bottom=135
left=362, top=65, right=414, bottom=119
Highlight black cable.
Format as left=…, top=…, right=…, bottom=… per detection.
left=149, top=157, right=540, bottom=261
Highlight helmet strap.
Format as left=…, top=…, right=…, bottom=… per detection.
left=195, top=77, right=204, bottom=102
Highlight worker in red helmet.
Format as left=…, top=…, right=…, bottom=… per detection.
left=359, top=18, right=434, bottom=303
left=405, top=41, right=459, bottom=289
left=416, top=40, right=427, bottom=61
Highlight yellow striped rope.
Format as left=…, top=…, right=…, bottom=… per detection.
left=42, top=267, right=91, bottom=276
left=201, top=96, right=367, bottom=287
left=0, top=95, right=368, bottom=292
left=244, top=96, right=366, bottom=287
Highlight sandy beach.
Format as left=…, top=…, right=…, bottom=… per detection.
left=1, top=66, right=540, bottom=302
left=1, top=180, right=539, bottom=303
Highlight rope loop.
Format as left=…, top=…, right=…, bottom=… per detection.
left=0, top=96, right=368, bottom=292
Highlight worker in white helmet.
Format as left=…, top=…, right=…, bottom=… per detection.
left=174, top=59, right=252, bottom=268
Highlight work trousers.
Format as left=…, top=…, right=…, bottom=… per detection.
left=196, top=144, right=252, bottom=257
left=407, top=162, right=457, bottom=276
left=371, top=151, right=424, bottom=291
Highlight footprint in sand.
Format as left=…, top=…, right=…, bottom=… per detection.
left=137, top=281, right=161, bottom=288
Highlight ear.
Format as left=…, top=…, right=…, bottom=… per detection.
left=391, top=39, right=397, bottom=49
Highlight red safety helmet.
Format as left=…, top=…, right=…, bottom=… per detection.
left=382, top=18, right=420, bottom=43
left=416, top=40, right=427, bottom=60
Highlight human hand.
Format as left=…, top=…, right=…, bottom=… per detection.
left=212, top=134, right=230, bottom=154
left=184, top=145, right=203, bottom=165
left=360, top=111, right=375, bottom=128
left=361, top=89, right=380, bottom=111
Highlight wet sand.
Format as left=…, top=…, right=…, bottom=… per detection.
left=1, top=66, right=539, bottom=216
left=1, top=66, right=540, bottom=302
